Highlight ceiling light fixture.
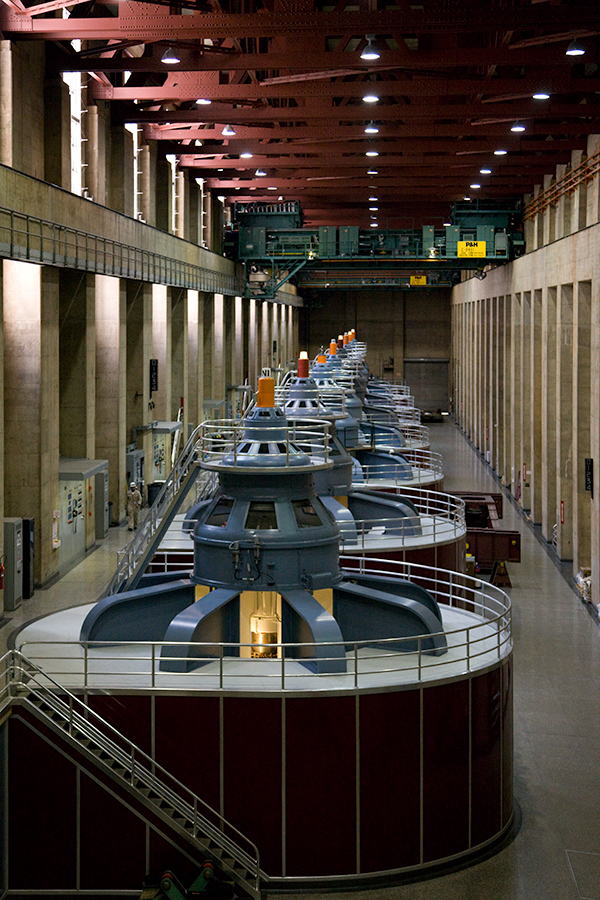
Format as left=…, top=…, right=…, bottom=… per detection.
left=364, top=121, right=379, bottom=134
left=370, top=222, right=379, bottom=227
left=566, top=39, right=585, bottom=56
left=367, top=168, right=379, bottom=175
left=267, top=186, right=277, bottom=190
left=255, top=168, right=266, bottom=176
left=443, top=220, right=452, bottom=227
left=366, top=150, right=379, bottom=157
left=194, top=140, right=203, bottom=147
left=363, top=93, right=379, bottom=103
left=533, top=92, right=550, bottom=100
left=369, top=195, right=378, bottom=201
left=480, top=167, right=492, bottom=174
left=470, top=183, right=481, bottom=189
left=222, top=124, right=236, bottom=136
left=360, top=35, right=381, bottom=61
left=240, top=152, right=253, bottom=159
left=196, top=98, right=211, bottom=105
left=161, top=47, right=180, bottom=64
left=463, top=196, right=471, bottom=201
left=369, top=206, right=378, bottom=210
left=511, top=121, right=526, bottom=132
left=494, top=149, right=507, bottom=155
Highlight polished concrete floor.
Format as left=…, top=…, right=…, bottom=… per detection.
left=2, top=421, right=600, bottom=899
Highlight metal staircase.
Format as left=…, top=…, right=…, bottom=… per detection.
left=0, top=650, right=262, bottom=899
left=108, top=425, right=218, bottom=595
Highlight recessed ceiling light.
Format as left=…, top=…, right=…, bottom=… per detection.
left=533, top=92, right=550, bottom=100
left=360, top=35, right=381, bottom=61
left=470, top=183, right=481, bottom=189
left=194, top=140, right=203, bottom=147
left=369, top=206, right=378, bottom=210
left=217, top=168, right=223, bottom=172
left=370, top=222, right=379, bottom=227
left=255, top=168, right=266, bottom=176
left=196, top=98, right=211, bottom=105
left=494, top=149, right=508, bottom=156
left=369, top=195, right=378, bottom=200
left=267, top=186, right=277, bottom=190
left=480, top=168, right=492, bottom=174
left=222, top=124, right=236, bottom=136
left=443, top=220, right=452, bottom=226
left=161, top=47, right=180, bottom=64
left=463, top=196, right=471, bottom=200
left=367, top=168, right=379, bottom=175
left=511, top=121, right=526, bottom=132
left=366, top=150, right=379, bottom=157
left=240, top=152, right=253, bottom=159
left=566, top=39, right=585, bottom=56
left=363, top=93, right=379, bottom=103
left=364, top=121, right=379, bottom=134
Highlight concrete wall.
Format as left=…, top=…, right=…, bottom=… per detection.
left=452, top=220, right=600, bottom=605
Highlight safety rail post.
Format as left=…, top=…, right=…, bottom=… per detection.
left=219, top=644, right=224, bottom=689
left=84, top=642, right=89, bottom=688
left=354, top=643, right=359, bottom=688
left=151, top=644, right=156, bottom=689
left=69, top=696, right=74, bottom=736
left=466, top=628, right=471, bottom=673
left=281, top=644, right=285, bottom=690
left=418, top=635, right=422, bottom=681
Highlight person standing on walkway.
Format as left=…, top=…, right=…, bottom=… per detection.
left=126, top=482, right=142, bottom=531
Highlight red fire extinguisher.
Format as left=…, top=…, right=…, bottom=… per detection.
left=0, top=556, right=5, bottom=591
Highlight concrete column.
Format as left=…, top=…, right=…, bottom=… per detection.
left=3, top=262, right=60, bottom=585
left=534, top=185, right=543, bottom=250
left=591, top=277, right=600, bottom=609
left=59, top=271, right=95, bottom=459
left=95, top=275, right=126, bottom=527
left=155, top=157, right=173, bottom=233
left=586, top=135, right=600, bottom=226
left=0, top=41, right=13, bottom=166
left=542, top=174, right=555, bottom=245
left=523, top=194, right=535, bottom=251
left=171, top=288, right=188, bottom=433
left=108, top=125, right=134, bottom=216
left=496, top=296, right=505, bottom=478
left=541, top=286, right=557, bottom=542
left=572, top=280, right=592, bottom=575
left=555, top=283, right=574, bottom=560
left=248, top=298, right=258, bottom=387
left=233, top=296, right=244, bottom=408
left=212, top=293, right=226, bottom=405
left=530, top=289, right=543, bottom=525
left=502, top=296, right=512, bottom=488
left=195, top=292, right=206, bottom=424
left=87, top=103, right=109, bottom=207
left=151, top=284, right=171, bottom=421
left=510, top=293, right=522, bottom=499
left=44, top=75, right=71, bottom=189
left=125, top=281, right=153, bottom=504
left=175, top=170, right=187, bottom=239
left=488, top=297, right=496, bottom=470
left=138, top=142, right=157, bottom=227
left=203, top=294, right=215, bottom=413
left=571, top=150, right=587, bottom=233
left=187, top=291, right=199, bottom=430
left=0, top=264, right=4, bottom=609
left=261, top=302, right=272, bottom=373
left=554, top=164, right=568, bottom=240
left=520, top=292, right=532, bottom=511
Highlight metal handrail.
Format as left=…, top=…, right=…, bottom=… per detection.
left=0, top=205, right=244, bottom=296
left=18, top=558, right=511, bottom=693
left=354, top=449, right=444, bottom=484
left=199, top=418, right=332, bottom=469
left=1, top=649, right=261, bottom=890
left=108, top=425, right=216, bottom=595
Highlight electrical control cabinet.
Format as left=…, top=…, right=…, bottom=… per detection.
left=4, top=517, right=23, bottom=611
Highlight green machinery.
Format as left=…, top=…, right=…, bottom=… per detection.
left=140, top=862, right=235, bottom=900
left=223, top=199, right=525, bottom=298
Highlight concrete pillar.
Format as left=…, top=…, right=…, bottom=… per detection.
left=571, top=150, right=587, bottom=233
left=495, top=296, right=505, bottom=478
left=543, top=174, right=555, bottom=245
left=4, top=261, right=60, bottom=585
left=502, top=296, right=512, bottom=487
left=248, top=297, right=258, bottom=388
left=44, top=75, right=71, bottom=189
left=586, top=135, right=600, bottom=226
left=175, top=170, right=187, bottom=239
left=59, top=271, right=95, bottom=459
left=0, top=263, right=4, bottom=609
left=138, top=142, right=157, bottom=227
left=212, top=293, right=226, bottom=404
left=572, top=280, right=592, bottom=575
left=520, top=291, right=532, bottom=511
left=534, top=185, right=544, bottom=250
left=187, top=291, right=199, bottom=430
left=95, top=275, right=126, bottom=527
left=555, top=283, right=573, bottom=560
left=202, top=294, right=215, bottom=413
left=125, top=281, right=153, bottom=505
left=155, top=157, right=173, bottom=233
left=523, top=194, right=535, bottom=251
left=541, top=286, right=557, bottom=542
left=232, top=296, right=244, bottom=412
left=530, top=289, right=543, bottom=525
left=510, top=293, right=522, bottom=499
left=151, top=284, right=171, bottom=421
left=261, top=302, right=272, bottom=373
left=0, top=41, right=13, bottom=166
left=196, top=292, right=206, bottom=424
left=87, top=103, right=109, bottom=207
left=108, top=125, right=134, bottom=216
left=591, top=277, right=600, bottom=609
left=554, top=164, right=568, bottom=240
left=171, top=288, right=188, bottom=432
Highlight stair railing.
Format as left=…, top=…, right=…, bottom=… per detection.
left=1, top=650, right=261, bottom=894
